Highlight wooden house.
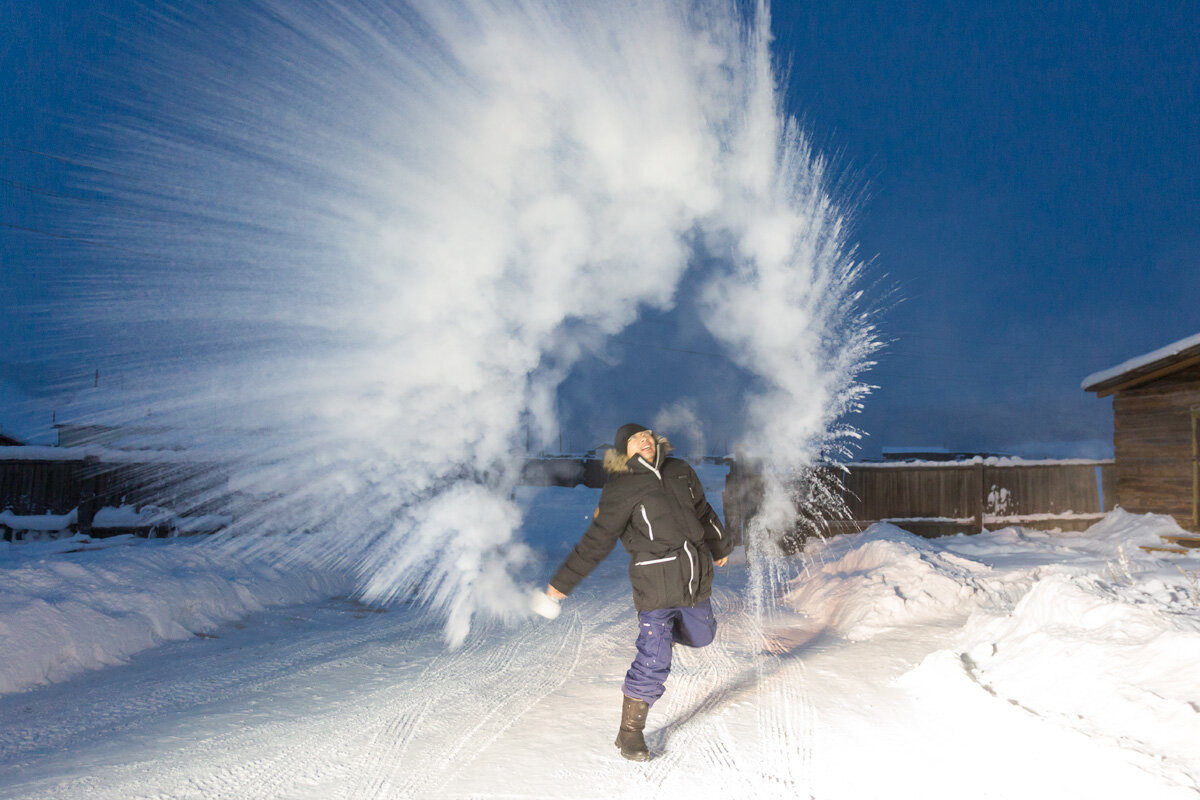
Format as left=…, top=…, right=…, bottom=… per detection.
left=1084, top=333, right=1200, bottom=530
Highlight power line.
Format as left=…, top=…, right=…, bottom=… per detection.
left=0, top=177, right=95, bottom=202
left=0, top=221, right=211, bottom=269
left=0, top=140, right=122, bottom=176
left=611, top=337, right=735, bottom=362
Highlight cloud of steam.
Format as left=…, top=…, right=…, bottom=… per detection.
left=43, top=0, right=879, bottom=644
left=653, top=400, right=706, bottom=459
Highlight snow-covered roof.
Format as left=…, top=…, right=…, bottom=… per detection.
left=0, top=445, right=214, bottom=464
left=1082, top=332, right=1200, bottom=396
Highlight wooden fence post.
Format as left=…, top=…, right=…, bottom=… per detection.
left=77, top=456, right=99, bottom=536
left=1192, top=409, right=1198, bottom=530
left=976, top=461, right=986, bottom=533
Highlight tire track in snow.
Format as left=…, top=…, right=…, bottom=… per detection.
left=639, top=585, right=752, bottom=793
left=377, top=585, right=628, bottom=798
left=8, top=669, right=367, bottom=800
left=0, top=602, right=456, bottom=800
left=751, top=601, right=816, bottom=798
left=8, top=558, right=831, bottom=800
left=344, top=618, right=506, bottom=800
left=176, top=617, right=507, bottom=800
left=450, top=617, right=587, bottom=762
left=392, top=610, right=588, bottom=798
left=346, top=697, right=437, bottom=800
left=192, top=592, right=602, bottom=800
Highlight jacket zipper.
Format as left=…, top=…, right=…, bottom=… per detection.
left=635, top=455, right=697, bottom=597
left=684, top=542, right=696, bottom=596
left=640, top=505, right=654, bottom=541
left=637, top=456, right=662, bottom=481
left=710, top=520, right=722, bottom=539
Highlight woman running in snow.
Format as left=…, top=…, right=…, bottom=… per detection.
left=540, top=423, right=732, bottom=761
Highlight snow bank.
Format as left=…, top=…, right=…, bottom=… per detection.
left=0, top=509, right=78, bottom=533
left=788, top=524, right=1010, bottom=640
left=959, top=572, right=1200, bottom=780
left=0, top=536, right=353, bottom=696
left=91, top=505, right=171, bottom=528
left=1, top=505, right=232, bottom=537
left=954, top=515, right=1200, bottom=785
left=789, top=510, right=1200, bottom=788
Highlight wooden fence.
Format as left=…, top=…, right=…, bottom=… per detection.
left=518, top=457, right=606, bottom=489
left=724, top=460, right=1116, bottom=541
left=4, top=448, right=1115, bottom=543
left=0, top=457, right=82, bottom=516
left=1, top=451, right=228, bottom=539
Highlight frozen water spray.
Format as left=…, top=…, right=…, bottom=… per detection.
left=46, top=0, right=878, bottom=644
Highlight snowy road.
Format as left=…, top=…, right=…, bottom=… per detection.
left=0, top=555, right=793, bottom=800
left=2, top=543, right=1195, bottom=800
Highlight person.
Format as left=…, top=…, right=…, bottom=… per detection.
left=542, top=423, right=733, bottom=761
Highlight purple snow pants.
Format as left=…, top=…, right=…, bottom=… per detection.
left=622, top=598, right=716, bottom=704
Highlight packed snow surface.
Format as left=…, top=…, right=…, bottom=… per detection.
left=1, top=482, right=1198, bottom=799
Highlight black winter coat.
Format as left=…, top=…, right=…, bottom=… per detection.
left=550, top=438, right=733, bottom=612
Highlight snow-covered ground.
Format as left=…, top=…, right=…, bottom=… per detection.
left=2, top=472, right=1199, bottom=799
left=0, top=535, right=353, bottom=696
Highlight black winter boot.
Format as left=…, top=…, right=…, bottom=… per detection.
left=614, top=694, right=652, bottom=761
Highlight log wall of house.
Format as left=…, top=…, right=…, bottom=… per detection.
left=1112, top=363, right=1200, bottom=529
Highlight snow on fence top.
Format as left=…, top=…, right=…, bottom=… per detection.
left=2, top=445, right=1110, bottom=470
left=845, top=456, right=1113, bottom=468
left=1082, top=331, right=1200, bottom=392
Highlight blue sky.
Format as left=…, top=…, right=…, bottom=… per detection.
left=3, top=0, right=1198, bottom=456
left=560, top=0, right=1199, bottom=456
left=770, top=0, right=1200, bottom=456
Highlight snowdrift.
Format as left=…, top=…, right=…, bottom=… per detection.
left=786, top=523, right=1002, bottom=638
left=792, top=510, right=1200, bottom=787
left=0, top=536, right=353, bottom=695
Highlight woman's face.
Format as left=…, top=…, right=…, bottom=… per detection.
left=625, top=429, right=657, bottom=463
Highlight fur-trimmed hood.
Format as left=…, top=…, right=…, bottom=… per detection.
left=602, top=434, right=672, bottom=474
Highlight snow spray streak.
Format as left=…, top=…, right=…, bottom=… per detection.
left=43, top=0, right=878, bottom=645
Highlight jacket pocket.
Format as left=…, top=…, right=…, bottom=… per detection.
left=634, top=555, right=676, bottom=566
left=629, top=554, right=676, bottom=611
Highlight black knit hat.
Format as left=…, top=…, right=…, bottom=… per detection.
left=614, top=422, right=650, bottom=454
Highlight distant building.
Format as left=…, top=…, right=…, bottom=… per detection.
left=55, top=423, right=122, bottom=448
left=1084, top=333, right=1200, bottom=530
left=879, top=446, right=1009, bottom=463
left=54, top=423, right=178, bottom=450
left=0, top=430, right=23, bottom=447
